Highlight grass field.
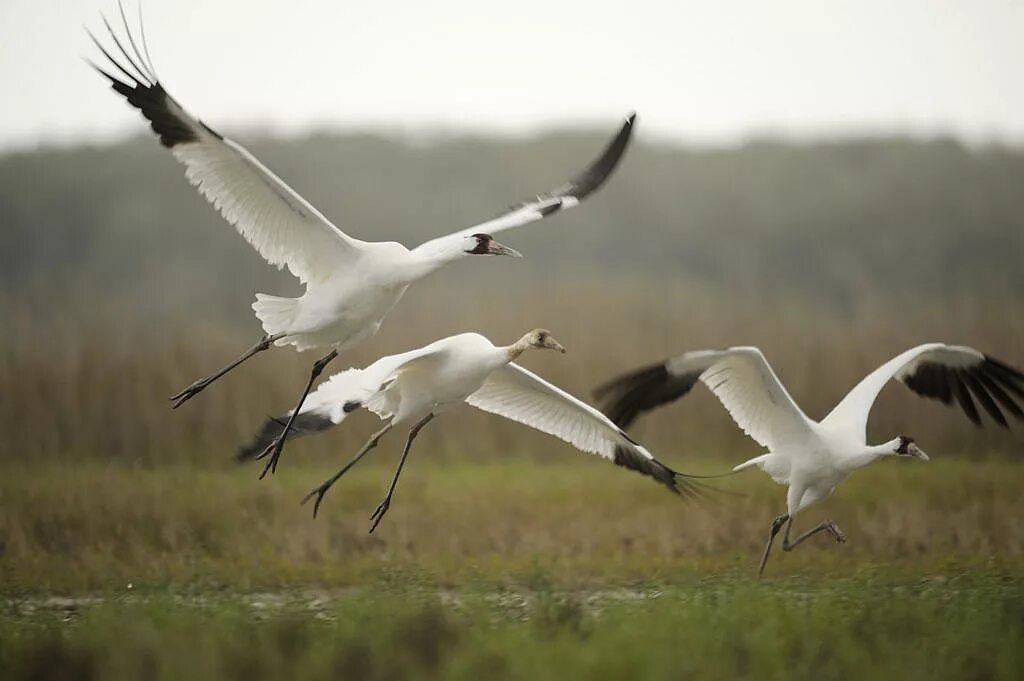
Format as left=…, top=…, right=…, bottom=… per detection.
left=2, top=457, right=1023, bottom=680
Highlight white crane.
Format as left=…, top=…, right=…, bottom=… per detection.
left=594, top=343, right=1024, bottom=575
left=88, top=6, right=637, bottom=477
left=237, top=330, right=701, bottom=532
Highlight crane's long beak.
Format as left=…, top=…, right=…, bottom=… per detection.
left=487, top=240, right=523, bottom=257
left=908, top=443, right=930, bottom=461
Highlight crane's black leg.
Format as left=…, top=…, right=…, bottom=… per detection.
left=781, top=518, right=846, bottom=552
left=368, top=414, right=435, bottom=534
left=301, top=422, right=394, bottom=518
left=758, top=512, right=789, bottom=578
left=256, top=348, right=339, bottom=479
left=170, top=333, right=284, bottom=408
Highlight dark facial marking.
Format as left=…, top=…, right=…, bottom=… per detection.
left=896, top=435, right=915, bottom=454
left=465, top=233, right=493, bottom=255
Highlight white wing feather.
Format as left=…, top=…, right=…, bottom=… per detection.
left=466, top=363, right=654, bottom=462
left=303, top=345, right=446, bottom=423
left=668, top=347, right=814, bottom=450
left=171, top=128, right=369, bottom=284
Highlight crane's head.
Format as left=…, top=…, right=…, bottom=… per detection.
left=894, top=435, right=930, bottom=460
left=525, top=329, right=566, bottom=354
left=464, top=233, right=523, bottom=258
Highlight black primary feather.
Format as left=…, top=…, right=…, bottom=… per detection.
left=237, top=412, right=333, bottom=461
left=904, top=356, right=1024, bottom=427
left=89, top=11, right=222, bottom=148
left=594, top=361, right=700, bottom=429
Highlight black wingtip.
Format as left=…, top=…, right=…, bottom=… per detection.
left=88, top=11, right=219, bottom=149
left=611, top=447, right=728, bottom=503
left=561, top=111, right=638, bottom=201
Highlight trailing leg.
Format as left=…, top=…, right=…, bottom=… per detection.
left=781, top=518, right=846, bottom=552
left=257, top=348, right=339, bottom=478
left=301, top=422, right=394, bottom=518
left=170, top=333, right=283, bottom=408
left=368, top=414, right=435, bottom=534
left=758, top=512, right=789, bottom=578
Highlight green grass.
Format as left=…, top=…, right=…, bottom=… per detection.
left=2, top=576, right=1022, bottom=681
left=2, top=458, right=1023, bottom=679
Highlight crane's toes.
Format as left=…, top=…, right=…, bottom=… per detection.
left=300, top=486, right=327, bottom=518
left=825, top=521, right=846, bottom=544
left=169, top=381, right=208, bottom=408
left=256, top=439, right=286, bottom=479
left=368, top=498, right=391, bottom=534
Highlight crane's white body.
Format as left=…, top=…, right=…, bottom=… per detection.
left=253, top=245, right=419, bottom=352
left=732, top=421, right=884, bottom=516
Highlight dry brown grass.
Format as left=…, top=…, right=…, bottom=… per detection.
left=2, top=456, right=1022, bottom=593
left=3, top=273, right=1023, bottom=466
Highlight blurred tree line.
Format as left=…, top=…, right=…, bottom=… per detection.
left=3, top=130, right=1022, bottom=315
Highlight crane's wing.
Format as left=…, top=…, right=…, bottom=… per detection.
left=236, top=344, right=447, bottom=460
left=411, top=113, right=636, bottom=256
left=88, top=8, right=367, bottom=285
left=821, top=343, right=1024, bottom=440
left=595, top=347, right=814, bottom=451
left=466, top=363, right=698, bottom=495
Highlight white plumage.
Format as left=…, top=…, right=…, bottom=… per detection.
left=238, top=330, right=695, bottom=531
left=88, top=6, right=637, bottom=473
left=596, top=343, right=1024, bottom=575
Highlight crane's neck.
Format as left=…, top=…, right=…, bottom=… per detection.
left=404, top=237, right=486, bottom=281
left=399, top=248, right=457, bottom=282
left=839, top=439, right=900, bottom=472
left=503, top=334, right=534, bottom=362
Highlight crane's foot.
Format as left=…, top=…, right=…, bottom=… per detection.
left=169, top=334, right=278, bottom=409
left=169, top=377, right=214, bottom=409
left=300, top=482, right=331, bottom=518
left=368, top=496, right=392, bottom=534
left=824, top=521, right=846, bottom=543
left=255, top=436, right=285, bottom=479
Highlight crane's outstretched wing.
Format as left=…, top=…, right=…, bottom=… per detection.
left=89, top=6, right=367, bottom=285
left=821, top=343, right=1024, bottom=440
left=595, top=347, right=814, bottom=451
left=411, top=113, right=636, bottom=256
left=466, top=363, right=698, bottom=495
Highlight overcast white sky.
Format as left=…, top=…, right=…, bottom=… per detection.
left=1, top=0, right=1023, bottom=151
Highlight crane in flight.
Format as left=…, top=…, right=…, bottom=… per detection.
left=238, top=330, right=703, bottom=532
left=595, top=343, right=1024, bottom=575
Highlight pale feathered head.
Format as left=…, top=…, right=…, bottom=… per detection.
left=523, top=329, right=566, bottom=354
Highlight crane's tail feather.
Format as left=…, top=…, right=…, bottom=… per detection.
left=252, top=294, right=298, bottom=341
